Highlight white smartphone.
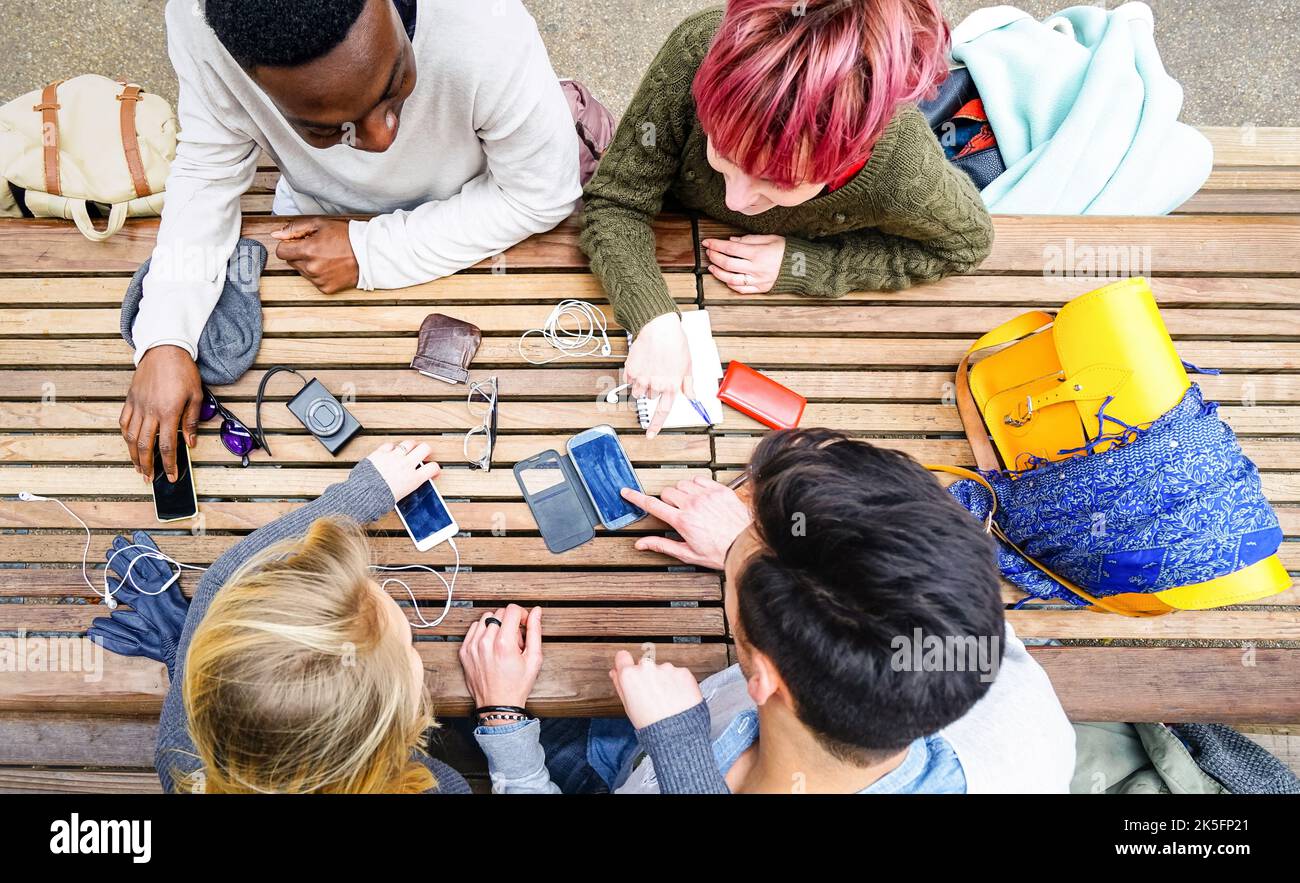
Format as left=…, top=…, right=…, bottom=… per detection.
left=395, top=480, right=459, bottom=552
left=566, top=424, right=646, bottom=530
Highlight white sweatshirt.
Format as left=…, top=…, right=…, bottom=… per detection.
left=133, top=0, right=582, bottom=361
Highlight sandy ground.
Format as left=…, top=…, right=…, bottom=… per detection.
left=0, top=0, right=1293, bottom=126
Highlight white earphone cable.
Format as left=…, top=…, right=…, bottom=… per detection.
left=19, top=493, right=459, bottom=627
left=373, top=537, right=459, bottom=629
left=519, top=299, right=617, bottom=365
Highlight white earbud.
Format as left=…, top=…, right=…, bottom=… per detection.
left=604, top=383, right=631, bottom=404
left=16, top=490, right=202, bottom=609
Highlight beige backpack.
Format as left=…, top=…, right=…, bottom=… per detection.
left=0, top=75, right=177, bottom=241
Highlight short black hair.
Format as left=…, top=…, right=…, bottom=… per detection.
left=204, top=0, right=369, bottom=69
left=736, top=429, right=1005, bottom=763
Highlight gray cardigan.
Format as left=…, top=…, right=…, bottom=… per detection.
left=154, top=460, right=471, bottom=794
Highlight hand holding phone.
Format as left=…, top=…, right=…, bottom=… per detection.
left=365, top=441, right=458, bottom=551
left=152, top=430, right=198, bottom=523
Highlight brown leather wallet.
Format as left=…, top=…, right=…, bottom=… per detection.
left=410, top=313, right=481, bottom=384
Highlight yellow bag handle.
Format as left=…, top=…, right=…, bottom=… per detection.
left=926, top=464, right=1166, bottom=617
left=955, top=311, right=1055, bottom=472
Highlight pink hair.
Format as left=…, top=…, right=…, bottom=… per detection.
left=693, top=0, right=950, bottom=189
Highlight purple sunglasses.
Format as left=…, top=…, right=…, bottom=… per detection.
left=200, top=387, right=261, bottom=466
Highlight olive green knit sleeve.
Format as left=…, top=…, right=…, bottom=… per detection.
left=579, top=11, right=720, bottom=337
left=774, top=118, right=995, bottom=296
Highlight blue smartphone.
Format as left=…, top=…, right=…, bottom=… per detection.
left=566, top=425, right=646, bottom=530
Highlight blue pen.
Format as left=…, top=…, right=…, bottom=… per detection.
left=688, top=398, right=715, bottom=427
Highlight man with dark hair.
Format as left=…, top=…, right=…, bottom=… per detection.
left=462, top=430, right=1075, bottom=793
left=122, top=0, right=581, bottom=480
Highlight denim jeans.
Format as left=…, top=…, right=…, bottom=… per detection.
left=539, top=716, right=639, bottom=794
left=438, top=716, right=639, bottom=794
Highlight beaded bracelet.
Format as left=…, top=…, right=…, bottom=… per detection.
left=475, top=705, right=535, bottom=727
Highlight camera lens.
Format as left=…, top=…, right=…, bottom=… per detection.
left=306, top=397, right=344, bottom=437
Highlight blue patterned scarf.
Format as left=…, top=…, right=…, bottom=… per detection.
left=948, top=384, right=1282, bottom=606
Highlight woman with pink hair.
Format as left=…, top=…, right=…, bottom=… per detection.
left=580, top=0, right=994, bottom=436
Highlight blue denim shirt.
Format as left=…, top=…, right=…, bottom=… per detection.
left=710, top=709, right=967, bottom=794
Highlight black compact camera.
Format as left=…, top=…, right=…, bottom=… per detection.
left=287, top=378, right=363, bottom=454
left=256, top=366, right=364, bottom=457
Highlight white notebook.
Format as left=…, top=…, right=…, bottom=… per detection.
left=633, top=310, right=725, bottom=430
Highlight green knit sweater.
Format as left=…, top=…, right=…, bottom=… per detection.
left=580, top=7, right=996, bottom=336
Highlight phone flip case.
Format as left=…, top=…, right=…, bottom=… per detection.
left=514, top=451, right=602, bottom=553
left=717, top=361, right=806, bottom=430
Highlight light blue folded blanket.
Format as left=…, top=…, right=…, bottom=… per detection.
left=950, top=2, right=1213, bottom=215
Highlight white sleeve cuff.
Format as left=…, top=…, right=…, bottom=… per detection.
left=348, top=219, right=375, bottom=291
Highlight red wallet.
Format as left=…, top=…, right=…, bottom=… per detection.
left=717, top=361, right=806, bottom=430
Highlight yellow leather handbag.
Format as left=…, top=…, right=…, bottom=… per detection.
left=954, top=278, right=1290, bottom=614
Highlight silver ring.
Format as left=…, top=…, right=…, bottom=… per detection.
left=396, top=442, right=412, bottom=454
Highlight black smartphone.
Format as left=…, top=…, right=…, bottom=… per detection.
left=152, top=431, right=198, bottom=522
left=514, top=449, right=596, bottom=553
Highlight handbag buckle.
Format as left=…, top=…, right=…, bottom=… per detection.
left=1004, top=395, right=1034, bottom=427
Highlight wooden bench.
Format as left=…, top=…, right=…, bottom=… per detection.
left=2, top=126, right=1297, bottom=792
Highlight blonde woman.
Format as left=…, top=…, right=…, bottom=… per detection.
left=155, top=441, right=471, bottom=793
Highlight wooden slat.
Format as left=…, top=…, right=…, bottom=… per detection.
left=1197, top=127, right=1300, bottom=167
left=1177, top=190, right=1300, bottom=214
left=0, top=605, right=725, bottom=638
left=1030, top=647, right=1300, bottom=724
left=15, top=601, right=1299, bottom=643
left=0, top=569, right=719, bottom=602
left=22, top=301, right=1296, bottom=339
left=4, top=368, right=1295, bottom=411
left=1007, top=609, right=1300, bottom=642
left=0, top=713, right=158, bottom=766
left=0, top=644, right=1293, bottom=723
left=0, top=768, right=162, bottom=794
left=0, top=273, right=697, bottom=306
left=0, top=335, right=633, bottom=368
left=0, top=465, right=707, bottom=498
left=701, top=275, right=1300, bottom=306
left=3, top=303, right=652, bottom=336
left=0, top=432, right=710, bottom=467
left=0, top=533, right=695, bottom=567
left=1202, top=167, right=1300, bottom=191
left=13, top=335, right=1291, bottom=371
left=0, top=214, right=697, bottom=274
left=698, top=215, right=1300, bottom=276
left=0, top=401, right=685, bottom=433
left=704, top=304, right=1300, bottom=338
left=0, top=641, right=730, bottom=716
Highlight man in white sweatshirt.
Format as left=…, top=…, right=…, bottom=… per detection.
left=121, top=0, right=581, bottom=480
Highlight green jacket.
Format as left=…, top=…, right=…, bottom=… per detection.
left=579, top=7, right=995, bottom=335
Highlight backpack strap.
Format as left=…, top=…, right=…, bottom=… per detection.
left=32, top=80, right=64, bottom=197
left=955, top=310, right=1055, bottom=472
left=116, top=83, right=151, bottom=199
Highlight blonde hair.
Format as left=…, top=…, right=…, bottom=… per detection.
left=180, top=517, right=436, bottom=793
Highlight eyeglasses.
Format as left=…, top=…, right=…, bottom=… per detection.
left=200, top=387, right=261, bottom=466
left=463, top=377, right=498, bottom=472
